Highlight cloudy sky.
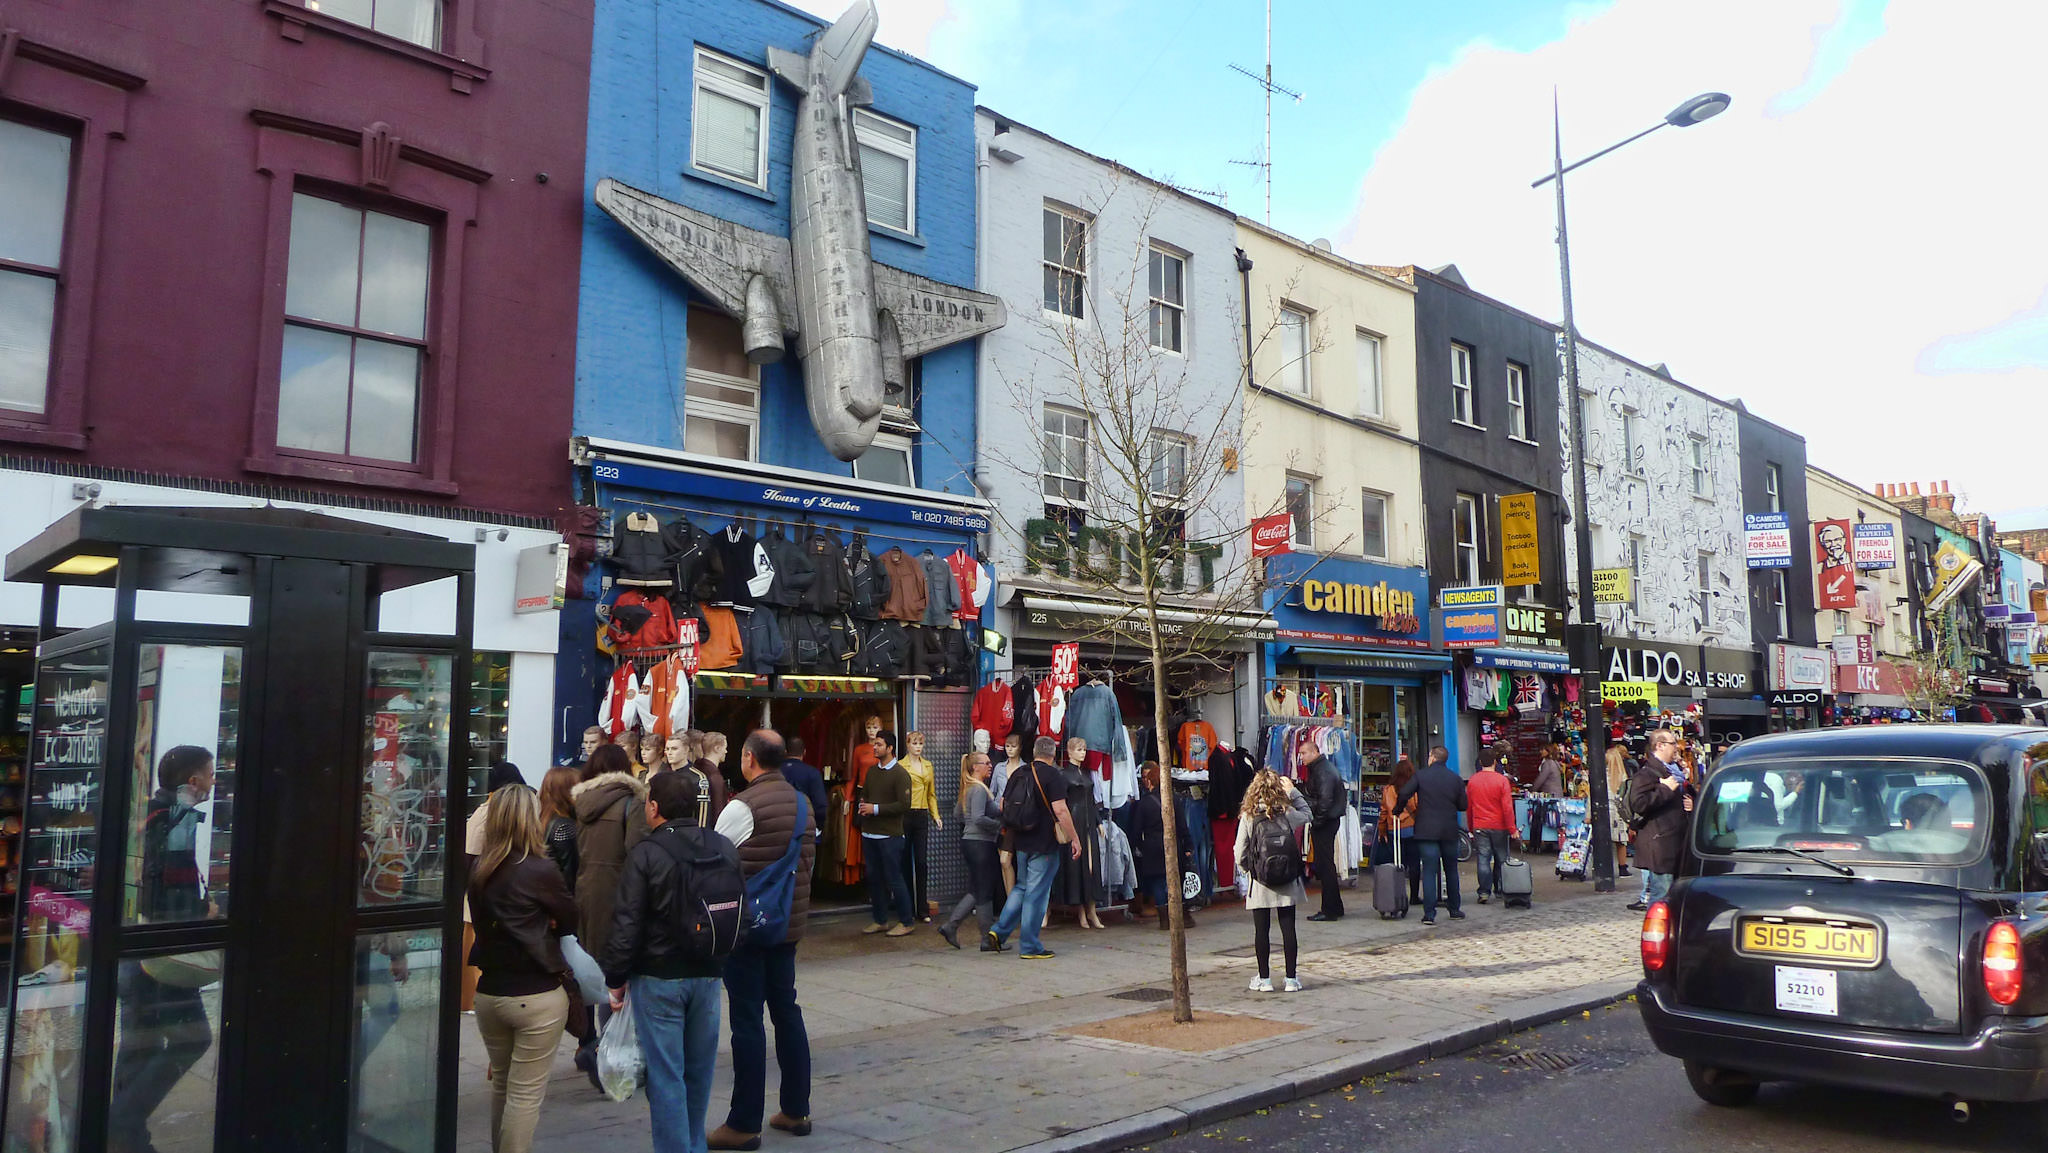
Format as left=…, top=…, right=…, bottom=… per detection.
left=793, top=0, right=2048, bottom=527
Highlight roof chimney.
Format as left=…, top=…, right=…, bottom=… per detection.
left=1878, top=483, right=1889, bottom=497
left=1911, top=482, right=1922, bottom=496
left=1941, top=480, right=1950, bottom=495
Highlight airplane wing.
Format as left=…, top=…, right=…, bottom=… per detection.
left=870, top=263, right=1007, bottom=358
left=594, top=178, right=797, bottom=336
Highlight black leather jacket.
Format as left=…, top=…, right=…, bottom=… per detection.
left=601, top=822, right=738, bottom=986
left=1303, top=755, right=1347, bottom=830
left=469, top=854, right=579, bottom=997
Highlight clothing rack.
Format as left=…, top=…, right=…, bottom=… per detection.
left=603, top=493, right=979, bottom=552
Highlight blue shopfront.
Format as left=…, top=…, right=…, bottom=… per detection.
left=1260, top=553, right=1454, bottom=799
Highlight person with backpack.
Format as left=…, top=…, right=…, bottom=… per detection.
left=708, top=731, right=817, bottom=1151
left=986, top=736, right=1082, bottom=960
left=604, top=769, right=743, bottom=1153
left=572, top=743, right=648, bottom=1084
left=1234, top=769, right=1312, bottom=993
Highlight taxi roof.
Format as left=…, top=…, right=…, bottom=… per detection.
left=1718, top=724, right=2048, bottom=770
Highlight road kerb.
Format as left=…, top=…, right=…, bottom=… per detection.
left=1004, top=978, right=1641, bottom=1153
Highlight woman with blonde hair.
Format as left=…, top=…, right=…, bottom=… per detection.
left=468, top=784, right=580, bottom=1153
left=1605, top=744, right=1635, bottom=878
left=938, top=750, right=1002, bottom=948
left=1234, top=770, right=1312, bottom=993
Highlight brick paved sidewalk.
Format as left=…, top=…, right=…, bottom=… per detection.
left=458, top=871, right=1645, bottom=1152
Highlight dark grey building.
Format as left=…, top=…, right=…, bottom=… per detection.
left=1734, top=402, right=1818, bottom=650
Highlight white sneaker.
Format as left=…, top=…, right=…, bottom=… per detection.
left=1248, top=976, right=1274, bottom=993
left=1282, top=977, right=1303, bottom=993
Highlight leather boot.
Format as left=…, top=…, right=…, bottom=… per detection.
left=707, top=1127, right=761, bottom=1151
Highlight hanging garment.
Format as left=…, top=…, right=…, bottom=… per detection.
left=972, top=561, right=994, bottom=611
left=698, top=605, right=745, bottom=670
left=612, top=511, right=674, bottom=588
left=1177, top=718, right=1218, bottom=770
left=599, top=666, right=640, bottom=737
left=1036, top=680, right=1068, bottom=742
left=1108, top=724, right=1138, bottom=811
left=801, top=528, right=854, bottom=613
left=662, top=517, right=723, bottom=603
left=879, top=547, right=928, bottom=622
left=847, top=533, right=890, bottom=620
left=605, top=590, right=681, bottom=651
left=918, top=550, right=960, bottom=627
left=738, top=607, right=786, bottom=673
left=972, top=680, right=1015, bottom=743
left=1263, top=685, right=1302, bottom=717
left=1099, top=820, right=1138, bottom=902
left=643, top=655, right=691, bottom=737
left=1010, top=676, right=1039, bottom=747
left=712, top=524, right=759, bottom=605
left=945, top=549, right=979, bottom=623
left=855, top=620, right=907, bottom=679
left=905, top=625, right=950, bottom=681
left=760, top=526, right=816, bottom=609
left=1065, top=682, right=1121, bottom=753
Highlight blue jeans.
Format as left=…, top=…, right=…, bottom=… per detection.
left=1418, top=837, right=1461, bottom=919
left=723, top=943, right=809, bottom=1134
left=1474, top=828, right=1512, bottom=896
left=1641, top=870, right=1673, bottom=904
left=992, top=850, right=1060, bottom=954
left=864, top=835, right=913, bottom=926
left=631, top=975, right=723, bottom=1153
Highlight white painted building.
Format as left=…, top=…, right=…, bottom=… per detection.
left=1563, top=341, right=1751, bottom=646
left=972, top=108, right=1255, bottom=746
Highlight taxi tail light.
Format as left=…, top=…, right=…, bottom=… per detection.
left=1642, top=901, right=1672, bottom=972
left=1984, top=921, right=2023, bottom=1007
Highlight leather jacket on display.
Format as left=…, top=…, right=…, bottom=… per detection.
left=612, top=511, right=674, bottom=588
left=847, top=535, right=890, bottom=621
left=801, top=529, right=854, bottom=613
left=760, top=527, right=817, bottom=609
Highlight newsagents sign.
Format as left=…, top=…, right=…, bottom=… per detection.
left=1267, top=552, right=1434, bottom=650
left=1601, top=638, right=1752, bottom=695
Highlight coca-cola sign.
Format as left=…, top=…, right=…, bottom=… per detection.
left=1250, top=513, right=1293, bottom=558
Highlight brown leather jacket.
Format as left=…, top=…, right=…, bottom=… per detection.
left=468, top=854, right=580, bottom=996
left=878, top=547, right=928, bottom=621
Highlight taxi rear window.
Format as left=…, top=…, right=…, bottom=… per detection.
left=1694, top=759, right=1988, bottom=865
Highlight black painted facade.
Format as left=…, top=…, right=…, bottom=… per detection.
left=1736, top=404, right=1819, bottom=648
left=1408, top=269, right=1568, bottom=606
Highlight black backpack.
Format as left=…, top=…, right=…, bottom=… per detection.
left=653, top=827, right=747, bottom=963
left=1000, top=763, right=1045, bottom=834
left=1240, top=814, right=1303, bottom=889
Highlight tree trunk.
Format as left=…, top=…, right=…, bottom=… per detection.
left=1149, top=611, right=1193, bottom=1023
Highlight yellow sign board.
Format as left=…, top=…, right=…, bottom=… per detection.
left=1501, top=492, right=1540, bottom=586
left=1592, top=567, right=1632, bottom=604
left=1602, top=681, right=1659, bottom=706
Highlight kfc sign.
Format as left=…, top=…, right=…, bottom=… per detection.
left=1814, top=520, right=1857, bottom=610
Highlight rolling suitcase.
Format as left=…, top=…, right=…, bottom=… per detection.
left=1500, top=857, right=1534, bottom=909
left=1373, top=828, right=1409, bottom=919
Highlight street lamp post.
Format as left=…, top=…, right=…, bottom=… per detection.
left=1535, top=90, right=1729, bottom=894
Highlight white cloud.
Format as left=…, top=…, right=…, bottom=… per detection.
left=1336, top=0, right=2048, bottom=524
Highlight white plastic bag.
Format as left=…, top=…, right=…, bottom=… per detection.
left=596, top=993, right=643, bottom=1103
left=558, top=934, right=605, bottom=1004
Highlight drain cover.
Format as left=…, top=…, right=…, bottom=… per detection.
left=1110, top=987, right=1175, bottom=1003
left=1500, top=1050, right=1583, bottom=1073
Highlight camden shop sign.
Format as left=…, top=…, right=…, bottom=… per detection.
left=1601, top=638, right=1752, bottom=696
left=1267, top=552, right=1433, bottom=651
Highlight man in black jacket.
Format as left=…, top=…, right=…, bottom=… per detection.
left=1396, top=746, right=1468, bottom=926
left=1626, top=729, right=1693, bottom=911
left=1302, top=743, right=1347, bottom=921
left=604, top=771, right=738, bottom=1153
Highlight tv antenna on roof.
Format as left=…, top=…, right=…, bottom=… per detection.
left=1229, top=0, right=1303, bottom=225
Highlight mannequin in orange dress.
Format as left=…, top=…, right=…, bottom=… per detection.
left=841, top=716, right=883, bottom=884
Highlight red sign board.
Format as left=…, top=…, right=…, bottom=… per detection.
left=1251, top=513, right=1294, bottom=558
left=677, top=617, right=701, bottom=677
left=1051, top=641, right=1081, bottom=690
left=1814, top=519, right=1857, bottom=610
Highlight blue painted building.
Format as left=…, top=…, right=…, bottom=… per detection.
left=561, top=0, right=996, bottom=875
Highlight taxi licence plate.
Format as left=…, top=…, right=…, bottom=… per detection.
left=1738, top=918, right=1880, bottom=965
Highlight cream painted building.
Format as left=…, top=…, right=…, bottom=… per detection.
left=1806, top=465, right=1912, bottom=659
left=1236, top=221, right=1423, bottom=568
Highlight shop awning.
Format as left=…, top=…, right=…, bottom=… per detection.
left=1706, top=697, right=1769, bottom=716
left=1282, top=646, right=1453, bottom=673
left=1017, top=594, right=1275, bottom=645
left=1841, top=693, right=1913, bottom=709
left=1470, top=647, right=1570, bottom=672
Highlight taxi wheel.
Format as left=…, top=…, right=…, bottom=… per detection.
left=1683, top=1059, right=1760, bottom=1107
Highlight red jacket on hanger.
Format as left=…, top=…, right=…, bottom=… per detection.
left=972, top=680, right=1014, bottom=743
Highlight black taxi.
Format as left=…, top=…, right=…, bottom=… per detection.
left=1637, top=724, right=2048, bottom=1113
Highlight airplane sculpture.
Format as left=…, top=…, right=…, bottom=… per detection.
left=595, top=0, right=1005, bottom=462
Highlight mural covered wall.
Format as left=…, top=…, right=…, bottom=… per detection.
left=1563, top=341, right=1751, bottom=645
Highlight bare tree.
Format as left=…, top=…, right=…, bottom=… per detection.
left=1904, top=602, right=1971, bottom=715
left=983, top=177, right=1337, bottom=1023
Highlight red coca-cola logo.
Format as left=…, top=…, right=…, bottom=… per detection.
left=1251, top=514, right=1293, bottom=557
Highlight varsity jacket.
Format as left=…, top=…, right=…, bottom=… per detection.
left=917, top=551, right=960, bottom=627
left=945, top=549, right=980, bottom=623
left=972, top=680, right=1014, bottom=742
left=712, top=526, right=759, bottom=605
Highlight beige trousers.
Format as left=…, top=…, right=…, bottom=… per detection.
left=474, top=986, right=570, bottom=1153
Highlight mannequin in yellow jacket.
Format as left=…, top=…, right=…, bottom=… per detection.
left=901, top=732, right=945, bottom=922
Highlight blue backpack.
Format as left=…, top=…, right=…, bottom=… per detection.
left=742, top=794, right=809, bottom=948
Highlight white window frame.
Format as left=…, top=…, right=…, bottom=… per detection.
left=1355, top=329, right=1384, bottom=419
left=1041, top=405, right=1090, bottom=506
left=1622, top=407, right=1645, bottom=475
left=1576, top=390, right=1600, bottom=468
left=853, top=430, right=916, bottom=487
left=1360, top=489, right=1390, bottom=560
left=1454, top=492, right=1483, bottom=586
left=311, top=0, right=442, bottom=50
left=1042, top=205, right=1089, bottom=320
left=1277, top=305, right=1312, bottom=394
left=1690, top=435, right=1712, bottom=498
left=1286, top=473, right=1317, bottom=548
left=1147, top=245, right=1186, bottom=354
left=683, top=369, right=761, bottom=462
left=1450, top=342, right=1477, bottom=426
left=1765, top=463, right=1783, bottom=513
left=852, top=108, right=916, bottom=234
left=1695, top=551, right=1713, bottom=625
left=1147, top=431, right=1192, bottom=504
left=1506, top=362, right=1530, bottom=441
left=1628, top=535, right=1645, bottom=611
left=0, top=117, right=71, bottom=417
left=692, top=48, right=771, bottom=189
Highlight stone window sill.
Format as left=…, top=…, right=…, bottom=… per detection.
left=262, top=1, right=490, bottom=93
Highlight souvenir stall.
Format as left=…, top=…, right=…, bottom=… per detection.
left=1261, top=554, right=1449, bottom=884
left=571, top=447, right=995, bottom=911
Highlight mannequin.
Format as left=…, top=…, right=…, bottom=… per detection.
left=663, top=734, right=694, bottom=777
left=992, top=731, right=1025, bottom=895
left=849, top=716, right=882, bottom=789
left=639, top=732, right=667, bottom=777
left=691, top=732, right=732, bottom=822
left=971, top=730, right=991, bottom=755
left=579, top=726, right=606, bottom=770
left=900, top=732, right=944, bottom=923
left=1057, top=736, right=1106, bottom=929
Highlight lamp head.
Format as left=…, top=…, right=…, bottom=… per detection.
left=1666, top=92, right=1731, bottom=127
